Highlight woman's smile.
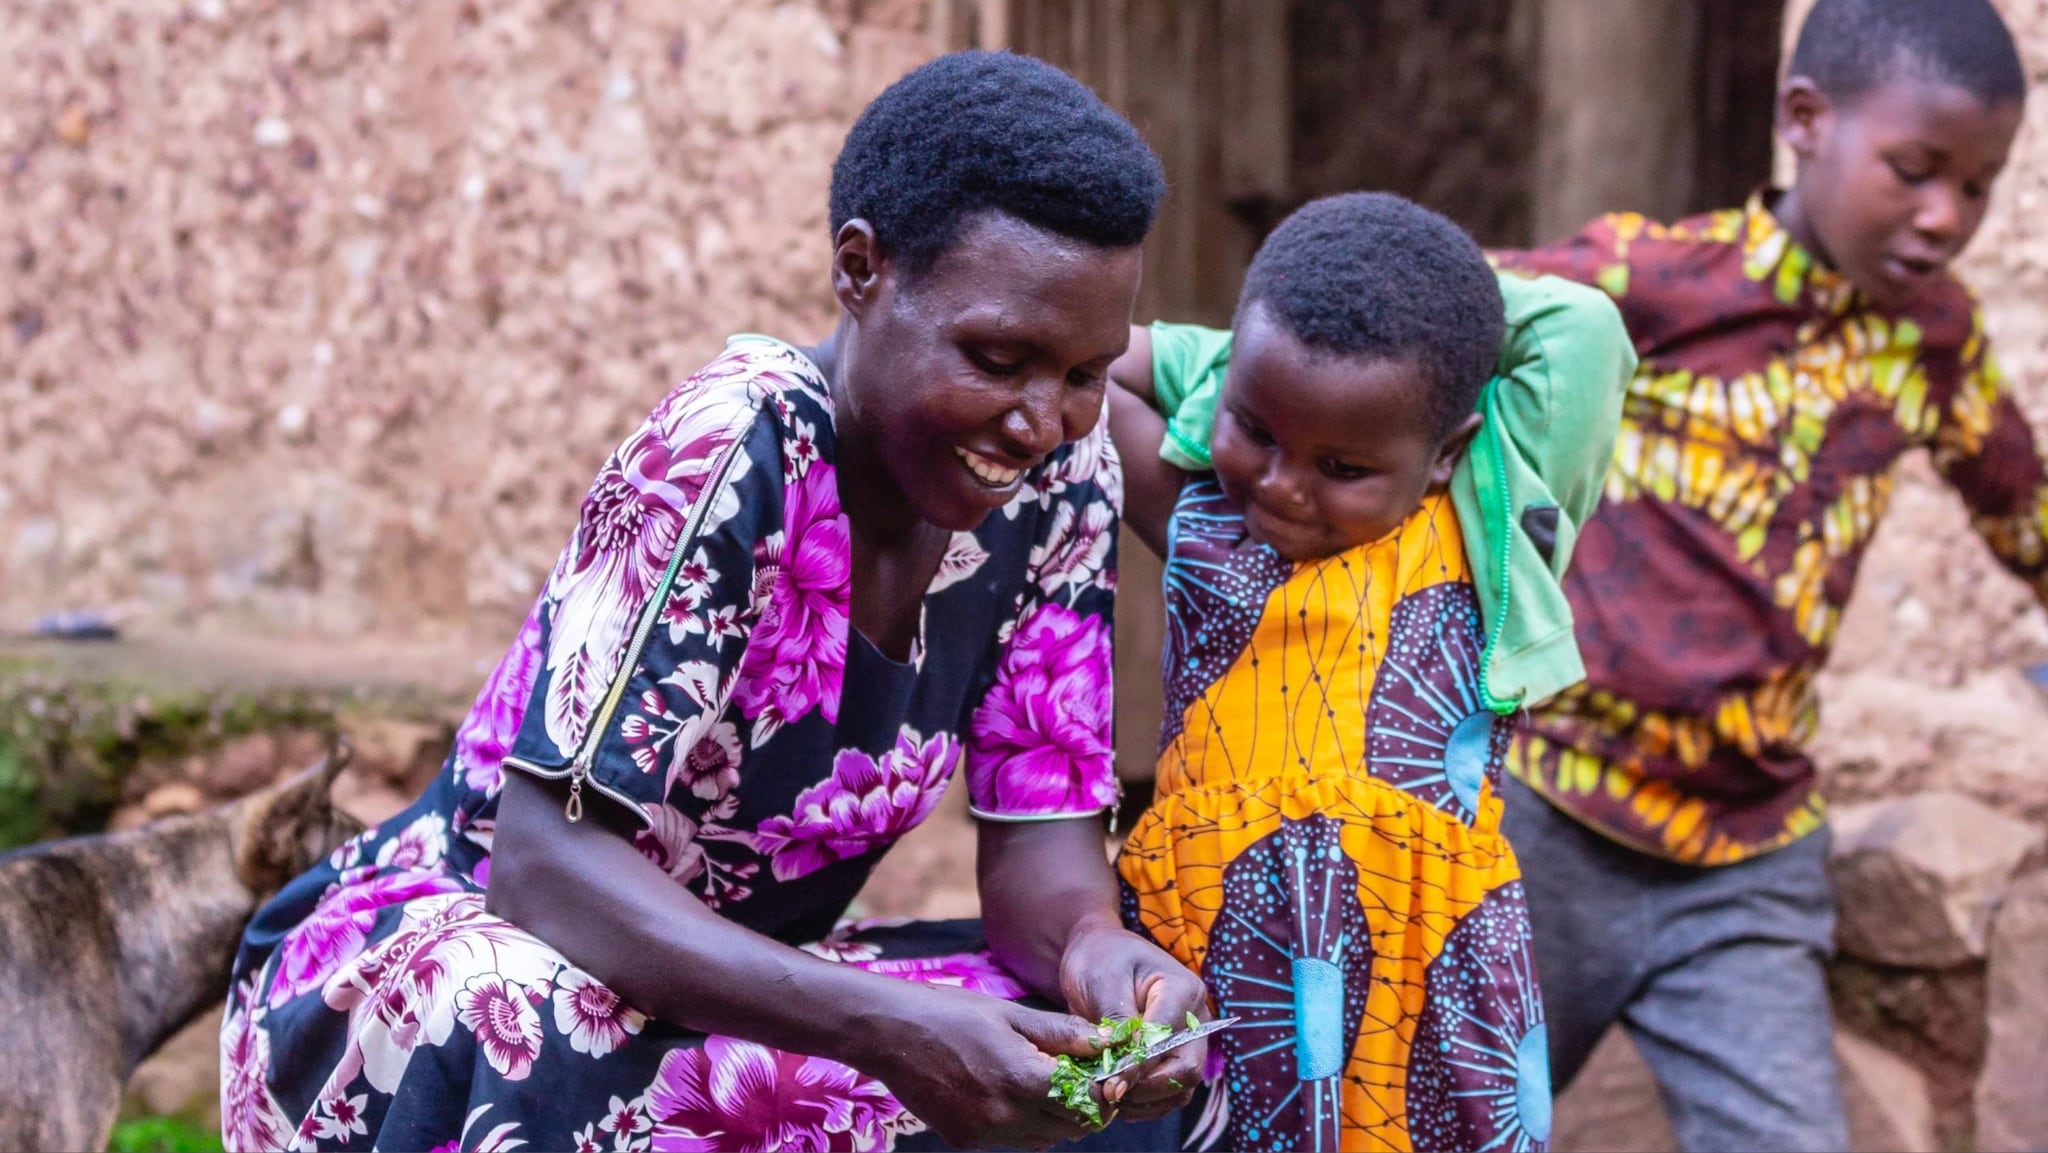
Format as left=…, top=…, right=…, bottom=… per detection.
left=955, top=445, right=1026, bottom=493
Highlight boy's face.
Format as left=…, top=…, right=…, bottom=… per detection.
left=1778, top=73, right=2022, bottom=308
left=1210, top=307, right=1477, bottom=563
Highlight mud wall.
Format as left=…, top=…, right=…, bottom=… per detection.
left=2, top=0, right=933, bottom=648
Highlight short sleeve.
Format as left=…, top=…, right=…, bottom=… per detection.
left=963, top=422, right=1123, bottom=820
left=502, top=386, right=789, bottom=827
left=1148, top=321, right=1235, bottom=471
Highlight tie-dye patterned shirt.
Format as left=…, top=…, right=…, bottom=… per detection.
left=1492, top=193, right=2048, bottom=865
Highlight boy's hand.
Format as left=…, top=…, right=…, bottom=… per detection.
left=1057, top=915, right=1209, bottom=1121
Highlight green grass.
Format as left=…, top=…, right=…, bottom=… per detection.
left=107, top=1116, right=224, bottom=1153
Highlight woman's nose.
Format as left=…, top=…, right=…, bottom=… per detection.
left=1000, top=381, right=1064, bottom=458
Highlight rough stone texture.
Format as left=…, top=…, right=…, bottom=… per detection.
left=1830, top=792, right=2046, bottom=968
left=1, top=0, right=933, bottom=648
left=1837, top=1029, right=1940, bottom=1153
left=1551, top=1025, right=1938, bottom=1153
left=1977, top=868, right=2048, bottom=1153
left=1827, top=956, right=1988, bottom=1146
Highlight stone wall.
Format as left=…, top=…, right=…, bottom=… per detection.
left=2, top=0, right=932, bottom=651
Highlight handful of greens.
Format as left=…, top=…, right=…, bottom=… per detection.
left=1047, top=1012, right=1200, bottom=1127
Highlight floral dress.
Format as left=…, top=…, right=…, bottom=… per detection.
left=222, top=336, right=1124, bottom=1153
left=1118, top=481, right=1549, bottom=1153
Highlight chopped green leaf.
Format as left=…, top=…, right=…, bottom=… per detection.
left=1186, top=1011, right=1201, bottom=1031
left=1048, top=1015, right=1187, bottom=1128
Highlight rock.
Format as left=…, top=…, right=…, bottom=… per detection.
left=1830, top=793, right=2045, bottom=968
left=1828, top=956, right=1988, bottom=1068
left=342, top=714, right=453, bottom=790
left=1838, top=1029, right=1938, bottom=1153
left=1976, top=869, right=2048, bottom=1153
left=123, top=1006, right=222, bottom=1130
left=192, top=731, right=282, bottom=799
left=140, top=781, right=206, bottom=819
left=1552, top=1029, right=1678, bottom=1153
left=1551, top=1025, right=1939, bottom=1153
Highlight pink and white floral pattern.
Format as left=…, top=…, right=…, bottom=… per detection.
left=732, top=463, right=849, bottom=745
left=221, top=979, right=293, bottom=1152
left=455, top=605, right=546, bottom=792
left=267, top=867, right=465, bottom=1009
left=849, top=950, right=1029, bottom=999
left=541, top=365, right=763, bottom=761
left=553, top=968, right=649, bottom=1059
left=456, top=974, right=546, bottom=1081
left=966, top=601, right=1118, bottom=817
left=752, top=729, right=958, bottom=881
left=224, top=336, right=1128, bottom=1152
left=642, top=1038, right=910, bottom=1152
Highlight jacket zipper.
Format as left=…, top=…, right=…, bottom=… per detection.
left=1478, top=409, right=1516, bottom=717
left=562, top=427, right=753, bottom=822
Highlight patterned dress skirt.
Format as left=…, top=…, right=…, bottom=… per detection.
left=1119, top=483, right=1551, bottom=1153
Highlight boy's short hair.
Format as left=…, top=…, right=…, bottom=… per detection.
left=1789, top=0, right=2025, bottom=107
left=1238, top=192, right=1503, bottom=440
left=829, top=51, right=1166, bottom=277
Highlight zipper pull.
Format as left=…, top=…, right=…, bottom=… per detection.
left=564, top=758, right=590, bottom=823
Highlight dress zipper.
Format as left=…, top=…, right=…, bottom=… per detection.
left=563, top=428, right=752, bottom=821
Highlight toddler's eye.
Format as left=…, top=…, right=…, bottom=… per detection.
left=1320, top=460, right=1373, bottom=481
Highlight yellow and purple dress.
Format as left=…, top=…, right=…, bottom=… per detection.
left=1119, top=479, right=1550, bottom=1153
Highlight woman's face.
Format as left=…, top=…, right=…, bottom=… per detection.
left=834, top=212, right=1142, bottom=533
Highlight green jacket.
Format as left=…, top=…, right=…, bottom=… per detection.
left=1148, top=270, right=1635, bottom=713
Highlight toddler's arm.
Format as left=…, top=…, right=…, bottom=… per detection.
left=1106, top=325, right=1183, bottom=558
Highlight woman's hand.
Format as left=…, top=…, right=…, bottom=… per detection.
left=851, top=982, right=1108, bottom=1151
left=1057, top=913, right=1210, bottom=1121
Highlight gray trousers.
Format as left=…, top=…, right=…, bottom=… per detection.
left=1502, top=776, right=1851, bottom=1153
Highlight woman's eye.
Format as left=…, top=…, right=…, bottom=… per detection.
left=968, top=349, right=1025, bottom=376
left=1066, top=368, right=1106, bottom=389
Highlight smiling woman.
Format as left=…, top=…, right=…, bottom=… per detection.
left=219, top=51, right=1212, bottom=1153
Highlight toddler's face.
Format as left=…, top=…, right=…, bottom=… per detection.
left=1211, top=308, right=1472, bottom=562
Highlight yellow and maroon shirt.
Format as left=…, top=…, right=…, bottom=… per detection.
left=1493, top=193, right=2048, bottom=865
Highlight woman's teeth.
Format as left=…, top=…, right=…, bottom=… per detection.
left=956, top=447, right=1021, bottom=487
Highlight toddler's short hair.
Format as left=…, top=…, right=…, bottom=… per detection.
left=1238, top=192, right=1503, bottom=439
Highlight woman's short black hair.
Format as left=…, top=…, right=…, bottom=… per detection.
left=1238, top=192, right=1502, bottom=440
left=829, top=51, right=1166, bottom=276
left=1789, top=0, right=2026, bottom=106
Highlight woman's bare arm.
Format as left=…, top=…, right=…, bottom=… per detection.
left=485, top=772, right=1101, bottom=1149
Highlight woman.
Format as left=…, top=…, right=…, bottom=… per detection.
left=222, top=52, right=1207, bottom=1153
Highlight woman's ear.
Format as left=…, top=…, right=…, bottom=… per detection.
left=1430, top=411, right=1485, bottom=488
left=831, top=219, right=886, bottom=316
left=1776, top=75, right=1830, bottom=158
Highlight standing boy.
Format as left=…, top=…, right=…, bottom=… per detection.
left=1493, top=0, right=2046, bottom=1148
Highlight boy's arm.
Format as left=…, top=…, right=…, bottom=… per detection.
left=1932, top=324, right=2048, bottom=608
left=1491, top=272, right=1637, bottom=535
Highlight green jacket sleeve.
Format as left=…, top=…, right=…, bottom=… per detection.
left=1484, top=270, right=1635, bottom=556
left=1147, top=321, right=1234, bottom=471
left=1451, top=269, right=1633, bottom=711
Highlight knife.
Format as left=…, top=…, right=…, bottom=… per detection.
left=1090, top=1016, right=1239, bottom=1083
